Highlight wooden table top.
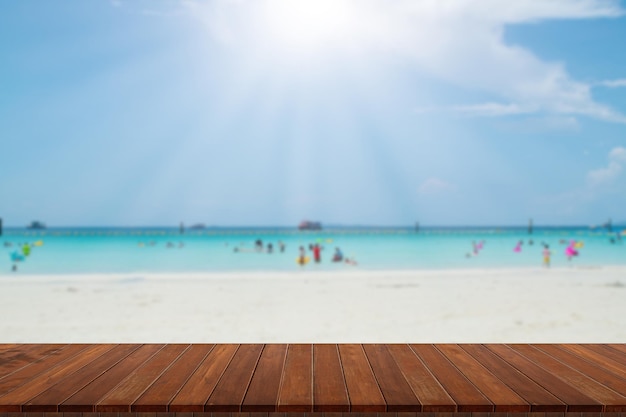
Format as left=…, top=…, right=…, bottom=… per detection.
left=0, top=344, right=625, bottom=413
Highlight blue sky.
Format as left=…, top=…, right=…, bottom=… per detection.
left=1, top=0, right=625, bottom=227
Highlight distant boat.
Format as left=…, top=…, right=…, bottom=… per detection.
left=189, top=223, right=206, bottom=230
left=298, top=220, right=322, bottom=231
left=27, top=221, right=46, bottom=230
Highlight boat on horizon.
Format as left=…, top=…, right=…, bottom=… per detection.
left=298, top=220, right=322, bottom=231
left=27, top=221, right=46, bottom=230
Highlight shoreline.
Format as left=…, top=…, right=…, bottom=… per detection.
left=1, top=267, right=625, bottom=343
left=4, top=263, right=626, bottom=279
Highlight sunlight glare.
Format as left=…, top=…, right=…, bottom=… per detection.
left=262, top=0, right=362, bottom=54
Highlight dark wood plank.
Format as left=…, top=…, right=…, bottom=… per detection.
left=278, top=344, right=313, bottom=412
left=24, top=344, right=140, bottom=412
left=559, top=344, right=626, bottom=380
left=436, top=345, right=528, bottom=412
left=0, top=345, right=18, bottom=354
left=460, top=344, right=565, bottom=412
left=95, top=344, right=190, bottom=412
left=242, top=345, right=287, bottom=412
left=510, top=344, right=626, bottom=412
left=313, top=344, right=349, bottom=412
left=410, top=344, right=492, bottom=412
left=386, top=344, right=456, bottom=412
left=132, top=344, right=213, bottom=412
left=486, top=345, right=602, bottom=412
left=608, top=344, right=626, bottom=355
left=585, top=344, right=626, bottom=367
left=362, top=344, right=421, bottom=412
left=205, top=344, right=263, bottom=412
left=0, top=345, right=90, bottom=396
left=169, top=344, right=239, bottom=412
left=0, top=344, right=116, bottom=413
left=60, top=344, right=165, bottom=412
left=0, top=345, right=66, bottom=380
left=338, top=344, right=385, bottom=412
left=535, top=344, right=626, bottom=403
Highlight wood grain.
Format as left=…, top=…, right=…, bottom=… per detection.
left=95, top=344, right=190, bottom=412
left=205, top=344, right=263, bottom=412
left=338, top=344, right=385, bottom=412
left=169, top=344, right=238, bottom=412
left=436, top=344, right=528, bottom=412
left=411, top=345, right=492, bottom=412
left=313, top=344, right=349, bottom=412
left=278, top=344, right=313, bottom=412
left=0, top=343, right=624, bottom=414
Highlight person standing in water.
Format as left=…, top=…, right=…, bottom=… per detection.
left=298, top=246, right=307, bottom=266
left=312, top=244, right=322, bottom=263
left=542, top=245, right=552, bottom=268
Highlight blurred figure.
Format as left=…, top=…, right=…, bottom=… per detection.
left=267, top=243, right=273, bottom=253
left=332, top=247, right=343, bottom=262
left=297, top=246, right=307, bottom=266
left=542, top=245, right=551, bottom=268
left=312, top=244, right=322, bottom=263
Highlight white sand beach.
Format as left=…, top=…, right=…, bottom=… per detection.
left=1, top=267, right=625, bottom=343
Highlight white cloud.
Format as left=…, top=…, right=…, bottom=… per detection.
left=609, top=146, right=626, bottom=162
left=177, top=0, right=626, bottom=123
left=587, top=146, right=626, bottom=185
left=450, top=102, right=536, bottom=117
left=587, top=161, right=622, bottom=185
left=418, top=178, right=457, bottom=195
left=598, top=79, right=626, bottom=88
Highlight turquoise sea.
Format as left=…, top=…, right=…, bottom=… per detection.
left=1, top=226, right=625, bottom=274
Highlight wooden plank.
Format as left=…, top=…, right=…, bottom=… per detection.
left=24, top=344, right=140, bottom=412
left=169, top=344, right=239, bottom=412
left=607, top=344, right=626, bottom=355
left=0, top=345, right=66, bottom=380
left=338, top=344, right=385, bottom=412
left=205, top=344, right=263, bottom=412
left=242, top=345, right=287, bottom=412
left=0, top=345, right=90, bottom=396
left=460, top=344, right=565, bottom=412
left=486, top=345, right=602, bottom=412
left=277, top=344, right=313, bottom=412
left=509, top=344, right=626, bottom=412
left=0, top=344, right=116, bottom=413
left=313, top=344, right=349, bottom=412
left=436, top=345, right=529, bottom=412
left=0, top=345, right=18, bottom=354
left=132, top=344, right=213, bottom=412
left=59, top=344, right=165, bottom=412
left=558, top=345, right=626, bottom=379
left=387, top=344, right=456, bottom=412
left=585, top=344, right=626, bottom=367
left=535, top=344, right=626, bottom=402
left=362, top=344, right=421, bottom=412
left=95, top=344, right=190, bottom=412
left=410, top=344, right=492, bottom=412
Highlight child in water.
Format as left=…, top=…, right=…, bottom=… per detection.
left=542, top=245, right=551, bottom=268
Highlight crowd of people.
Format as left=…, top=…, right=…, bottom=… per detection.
left=232, top=238, right=357, bottom=267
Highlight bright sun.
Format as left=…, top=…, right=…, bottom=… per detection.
left=261, top=0, right=362, bottom=54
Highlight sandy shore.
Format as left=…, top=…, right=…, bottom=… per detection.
left=1, top=267, right=625, bottom=343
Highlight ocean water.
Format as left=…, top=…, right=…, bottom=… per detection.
left=1, top=226, right=625, bottom=274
